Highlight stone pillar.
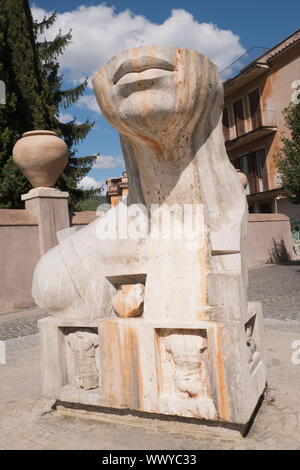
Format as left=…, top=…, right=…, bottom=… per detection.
left=22, top=187, right=70, bottom=255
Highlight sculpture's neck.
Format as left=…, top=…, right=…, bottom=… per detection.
left=123, top=137, right=203, bottom=212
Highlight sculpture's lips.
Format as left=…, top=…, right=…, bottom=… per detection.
left=113, top=56, right=175, bottom=85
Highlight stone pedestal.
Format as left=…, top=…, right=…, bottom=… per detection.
left=22, top=187, right=70, bottom=255
left=39, top=300, right=266, bottom=432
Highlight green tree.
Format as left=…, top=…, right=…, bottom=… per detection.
left=0, top=1, right=98, bottom=208
left=0, top=0, right=51, bottom=207
left=34, top=11, right=99, bottom=208
left=276, top=89, right=300, bottom=204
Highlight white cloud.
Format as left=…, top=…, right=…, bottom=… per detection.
left=77, top=176, right=104, bottom=190
left=76, top=94, right=101, bottom=113
left=58, top=111, right=84, bottom=124
left=31, top=4, right=245, bottom=85
left=58, top=111, right=75, bottom=123
left=94, top=155, right=125, bottom=170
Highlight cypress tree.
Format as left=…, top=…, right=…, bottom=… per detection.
left=33, top=11, right=98, bottom=208
left=0, top=1, right=98, bottom=209
left=0, top=0, right=51, bottom=207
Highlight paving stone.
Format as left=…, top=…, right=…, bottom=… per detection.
left=248, top=264, right=300, bottom=321
left=0, top=310, right=47, bottom=341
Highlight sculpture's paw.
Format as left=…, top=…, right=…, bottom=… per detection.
left=112, top=283, right=145, bottom=318
left=32, top=245, right=79, bottom=316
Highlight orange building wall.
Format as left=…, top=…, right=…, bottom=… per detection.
left=224, top=49, right=300, bottom=191
left=110, top=195, right=120, bottom=207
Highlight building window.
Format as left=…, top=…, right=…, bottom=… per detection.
left=248, top=148, right=268, bottom=194
left=240, top=155, right=250, bottom=195
left=259, top=203, right=272, bottom=213
left=232, top=156, right=241, bottom=169
left=233, top=97, right=245, bottom=137
left=248, top=88, right=262, bottom=130
left=233, top=149, right=268, bottom=195
left=256, top=149, right=264, bottom=192
left=222, top=107, right=230, bottom=141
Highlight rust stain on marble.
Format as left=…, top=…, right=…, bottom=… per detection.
left=103, top=322, right=125, bottom=407
left=131, top=128, right=163, bottom=156
left=121, top=325, right=144, bottom=410
left=154, top=330, right=164, bottom=398
left=159, top=48, right=186, bottom=154
left=197, top=217, right=208, bottom=318
left=215, top=327, right=229, bottom=421
left=175, top=48, right=186, bottom=112
left=198, top=247, right=208, bottom=308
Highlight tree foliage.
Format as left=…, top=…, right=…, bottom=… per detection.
left=0, top=0, right=50, bottom=207
left=276, top=90, right=300, bottom=205
left=0, top=0, right=98, bottom=208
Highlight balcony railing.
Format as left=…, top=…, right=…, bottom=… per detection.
left=224, top=109, right=277, bottom=148
left=107, top=184, right=119, bottom=193
left=256, top=109, right=277, bottom=128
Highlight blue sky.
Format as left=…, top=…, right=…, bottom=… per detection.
left=30, top=0, right=300, bottom=192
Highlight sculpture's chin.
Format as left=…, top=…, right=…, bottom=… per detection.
left=117, top=98, right=179, bottom=141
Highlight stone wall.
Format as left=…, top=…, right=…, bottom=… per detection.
left=0, top=206, right=99, bottom=314
left=247, top=213, right=293, bottom=266
left=71, top=211, right=98, bottom=229
left=0, top=210, right=40, bottom=313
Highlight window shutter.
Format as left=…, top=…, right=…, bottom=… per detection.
left=248, top=88, right=262, bottom=129
left=233, top=98, right=245, bottom=137
left=233, top=157, right=241, bottom=169
left=248, top=152, right=259, bottom=194
left=258, top=148, right=268, bottom=190
left=222, top=107, right=230, bottom=141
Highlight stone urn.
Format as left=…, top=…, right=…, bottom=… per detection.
left=236, top=169, right=248, bottom=189
left=13, top=130, right=68, bottom=187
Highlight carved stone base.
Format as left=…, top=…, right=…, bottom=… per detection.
left=56, top=403, right=248, bottom=440
left=39, top=301, right=266, bottom=432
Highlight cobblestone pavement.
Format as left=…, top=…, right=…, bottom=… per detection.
left=0, top=264, right=299, bottom=450
left=248, top=264, right=300, bottom=322
left=0, top=308, right=47, bottom=341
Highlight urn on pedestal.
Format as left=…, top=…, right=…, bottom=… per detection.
left=13, top=130, right=68, bottom=188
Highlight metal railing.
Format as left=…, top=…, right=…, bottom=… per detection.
left=258, top=109, right=277, bottom=127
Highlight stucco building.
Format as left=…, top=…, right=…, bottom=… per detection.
left=106, top=171, right=128, bottom=206
left=223, top=28, right=299, bottom=225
